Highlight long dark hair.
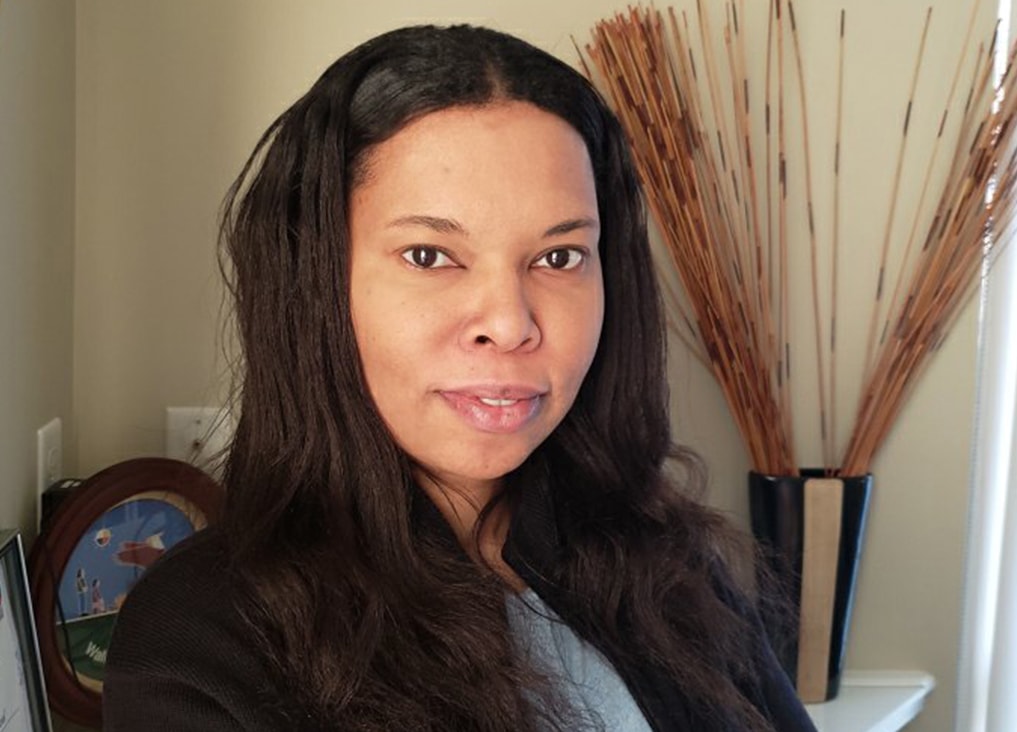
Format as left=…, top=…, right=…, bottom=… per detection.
left=219, top=24, right=774, bottom=732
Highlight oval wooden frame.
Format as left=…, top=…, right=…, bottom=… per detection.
left=27, top=457, right=224, bottom=729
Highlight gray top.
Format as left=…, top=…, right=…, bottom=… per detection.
left=506, top=588, right=654, bottom=732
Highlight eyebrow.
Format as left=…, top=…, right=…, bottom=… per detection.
left=542, top=217, right=600, bottom=238
left=387, top=215, right=468, bottom=235
left=386, top=215, right=600, bottom=238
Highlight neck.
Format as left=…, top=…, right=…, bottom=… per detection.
left=416, top=472, right=526, bottom=592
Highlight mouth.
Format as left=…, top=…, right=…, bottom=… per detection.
left=477, top=397, right=523, bottom=407
left=438, top=386, right=545, bottom=434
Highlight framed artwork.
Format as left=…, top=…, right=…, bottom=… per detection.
left=27, top=458, right=223, bottom=728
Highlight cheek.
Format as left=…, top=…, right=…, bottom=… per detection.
left=350, top=281, right=401, bottom=391
left=555, top=284, right=605, bottom=391
left=582, top=299, right=605, bottom=379
left=351, top=284, right=447, bottom=400
left=354, top=297, right=404, bottom=377
left=583, top=271, right=606, bottom=345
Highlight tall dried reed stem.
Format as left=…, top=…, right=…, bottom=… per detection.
left=842, top=38, right=1017, bottom=473
left=583, top=2, right=1016, bottom=476
left=582, top=4, right=796, bottom=474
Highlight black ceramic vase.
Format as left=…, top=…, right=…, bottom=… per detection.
left=748, top=470, right=872, bottom=702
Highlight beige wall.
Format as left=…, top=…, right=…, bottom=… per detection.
left=64, top=1, right=1004, bottom=731
left=0, top=0, right=75, bottom=537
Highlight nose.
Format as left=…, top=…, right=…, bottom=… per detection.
left=460, top=270, right=541, bottom=353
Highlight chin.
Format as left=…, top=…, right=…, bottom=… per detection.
left=425, top=449, right=536, bottom=489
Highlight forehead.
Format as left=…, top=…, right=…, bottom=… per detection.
left=351, top=101, right=602, bottom=234
left=359, top=102, right=591, bottom=179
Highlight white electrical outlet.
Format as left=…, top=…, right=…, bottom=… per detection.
left=165, top=406, right=233, bottom=476
left=37, top=417, right=63, bottom=530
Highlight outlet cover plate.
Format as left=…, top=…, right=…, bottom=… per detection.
left=37, top=417, right=63, bottom=529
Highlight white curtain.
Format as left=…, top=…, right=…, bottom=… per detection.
left=955, top=5, right=1017, bottom=726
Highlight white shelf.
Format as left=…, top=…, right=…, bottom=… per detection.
left=805, top=671, right=935, bottom=732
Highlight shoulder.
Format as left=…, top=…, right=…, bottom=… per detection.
left=109, top=529, right=238, bottom=658
left=104, top=529, right=289, bottom=731
left=710, top=569, right=817, bottom=731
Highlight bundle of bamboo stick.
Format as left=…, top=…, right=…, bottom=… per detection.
left=582, top=1, right=1016, bottom=476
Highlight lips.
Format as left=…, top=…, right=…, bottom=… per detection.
left=438, top=386, right=545, bottom=433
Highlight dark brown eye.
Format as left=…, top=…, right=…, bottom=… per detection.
left=401, top=246, right=452, bottom=269
left=536, top=248, right=584, bottom=270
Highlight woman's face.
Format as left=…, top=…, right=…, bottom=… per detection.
left=349, top=101, right=604, bottom=497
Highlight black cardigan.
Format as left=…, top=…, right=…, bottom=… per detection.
left=104, top=487, right=817, bottom=732
left=499, top=482, right=817, bottom=732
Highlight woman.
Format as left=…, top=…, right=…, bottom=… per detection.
left=104, top=25, right=815, bottom=732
